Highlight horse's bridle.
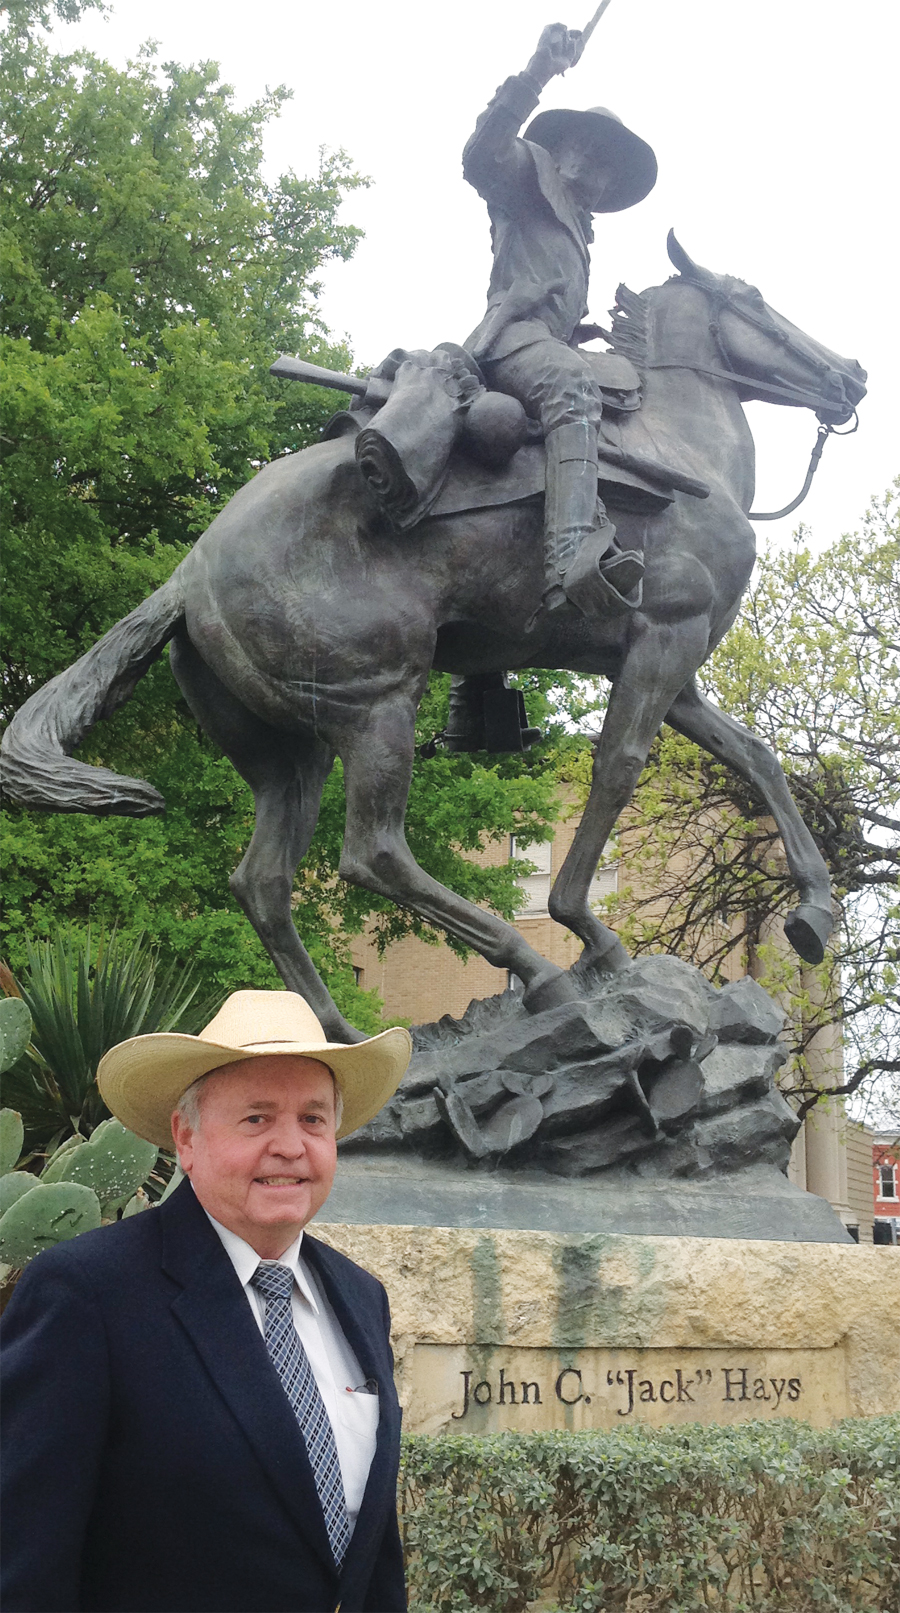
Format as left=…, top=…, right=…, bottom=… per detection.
left=643, top=275, right=859, bottom=520
left=709, top=282, right=856, bottom=417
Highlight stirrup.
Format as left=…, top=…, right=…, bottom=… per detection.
left=563, top=530, right=644, bottom=615
left=597, top=546, right=644, bottom=597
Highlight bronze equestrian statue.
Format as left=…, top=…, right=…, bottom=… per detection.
left=0, top=22, right=866, bottom=1048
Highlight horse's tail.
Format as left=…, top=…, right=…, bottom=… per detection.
left=0, top=571, right=186, bottom=817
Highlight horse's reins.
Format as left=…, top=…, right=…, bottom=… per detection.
left=746, top=414, right=857, bottom=521
left=642, top=278, right=858, bottom=520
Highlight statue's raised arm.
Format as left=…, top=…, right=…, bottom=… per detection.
left=463, top=24, right=585, bottom=200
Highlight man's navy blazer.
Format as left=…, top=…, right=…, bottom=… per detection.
left=1, top=1178, right=406, bottom=1612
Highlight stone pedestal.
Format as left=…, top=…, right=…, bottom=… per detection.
left=312, top=1221, right=900, bottom=1432
left=325, top=1156, right=852, bottom=1242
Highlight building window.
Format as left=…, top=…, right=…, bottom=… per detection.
left=510, top=836, right=618, bottom=918
left=588, top=860, right=618, bottom=906
left=877, top=1162, right=898, bottom=1200
left=510, top=836, right=552, bottom=915
left=352, top=965, right=363, bottom=987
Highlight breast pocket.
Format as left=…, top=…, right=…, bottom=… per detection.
left=336, top=1389, right=380, bottom=1451
left=334, top=1391, right=380, bottom=1520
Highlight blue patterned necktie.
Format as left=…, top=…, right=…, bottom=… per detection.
left=251, top=1260, right=351, bottom=1567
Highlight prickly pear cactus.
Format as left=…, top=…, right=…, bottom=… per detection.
left=0, top=998, right=31, bottom=1077
left=44, top=1118, right=158, bottom=1213
left=122, top=1188, right=151, bottom=1217
left=0, top=1182, right=102, bottom=1266
left=40, top=1131, right=90, bottom=1182
left=0, top=1172, right=37, bottom=1217
left=0, top=1108, right=25, bottom=1175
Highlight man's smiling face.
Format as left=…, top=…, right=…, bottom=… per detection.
left=171, top=1055, right=338, bottom=1258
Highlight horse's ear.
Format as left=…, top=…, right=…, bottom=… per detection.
left=667, top=230, right=716, bottom=285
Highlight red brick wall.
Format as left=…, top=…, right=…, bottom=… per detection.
left=873, top=1142, right=900, bottom=1217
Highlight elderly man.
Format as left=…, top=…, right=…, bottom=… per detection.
left=1, top=990, right=412, bottom=1613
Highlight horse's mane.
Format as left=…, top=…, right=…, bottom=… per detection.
left=607, top=272, right=737, bottom=365
left=606, top=283, right=650, bottom=365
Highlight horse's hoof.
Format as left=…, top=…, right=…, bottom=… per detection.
left=522, top=968, right=580, bottom=1015
left=784, top=904, right=833, bottom=966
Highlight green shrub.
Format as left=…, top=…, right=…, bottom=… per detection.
left=399, top=1420, right=900, bottom=1612
left=1, top=926, right=218, bottom=1150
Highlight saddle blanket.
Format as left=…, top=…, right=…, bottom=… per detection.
left=429, top=441, right=674, bottom=521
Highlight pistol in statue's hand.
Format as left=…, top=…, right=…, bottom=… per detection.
left=526, top=23, right=585, bottom=87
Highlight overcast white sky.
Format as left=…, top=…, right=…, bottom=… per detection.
left=55, top=0, right=897, bottom=549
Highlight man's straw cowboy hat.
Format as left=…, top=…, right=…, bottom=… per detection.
left=97, top=990, right=412, bottom=1147
left=525, top=105, right=657, bottom=213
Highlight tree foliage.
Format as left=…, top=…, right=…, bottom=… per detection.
left=565, top=487, right=900, bottom=1120
left=1, top=13, right=365, bottom=710
left=0, top=12, right=566, bottom=1027
left=1, top=0, right=106, bottom=33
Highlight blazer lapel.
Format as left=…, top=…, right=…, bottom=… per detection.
left=159, top=1181, right=337, bottom=1577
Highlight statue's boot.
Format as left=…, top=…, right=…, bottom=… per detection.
left=442, top=672, right=542, bottom=754
left=542, top=422, right=644, bottom=615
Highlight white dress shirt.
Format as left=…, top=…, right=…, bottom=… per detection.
left=205, top=1213, right=379, bottom=1531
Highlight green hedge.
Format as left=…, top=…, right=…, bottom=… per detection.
left=399, top=1419, right=900, bottom=1612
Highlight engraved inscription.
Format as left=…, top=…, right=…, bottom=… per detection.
left=601, top=1365, right=802, bottom=1419
left=452, top=1363, right=805, bottom=1420
left=404, top=1345, right=847, bottom=1434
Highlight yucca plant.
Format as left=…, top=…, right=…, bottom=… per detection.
left=0, top=928, right=222, bottom=1155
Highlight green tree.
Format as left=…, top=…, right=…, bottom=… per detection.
left=1, top=10, right=366, bottom=707
left=1, top=0, right=106, bottom=31
left=0, top=6, right=566, bottom=1025
left=565, top=486, right=900, bottom=1120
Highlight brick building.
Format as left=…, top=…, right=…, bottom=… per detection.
left=873, top=1133, right=900, bottom=1244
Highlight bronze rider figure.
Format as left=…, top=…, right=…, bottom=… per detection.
left=444, top=21, right=657, bottom=752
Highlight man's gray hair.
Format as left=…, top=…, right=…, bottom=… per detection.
left=175, top=1065, right=344, bottom=1131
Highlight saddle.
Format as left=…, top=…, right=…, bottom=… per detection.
left=323, top=344, right=707, bottom=525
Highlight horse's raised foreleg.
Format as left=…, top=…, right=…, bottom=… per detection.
left=665, top=677, right=833, bottom=964
left=336, top=694, right=578, bottom=1012
left=169, top=632, right=364, bottom=1042
left=550, top=616, right=711, bottom=970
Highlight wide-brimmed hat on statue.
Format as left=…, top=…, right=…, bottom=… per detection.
left=525, top=105, right=657, bottom=213
left=97, top=989, right=412, bottom=1147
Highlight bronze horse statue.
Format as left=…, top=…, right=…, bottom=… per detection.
left=1, top=235, right=866, bottom=1043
